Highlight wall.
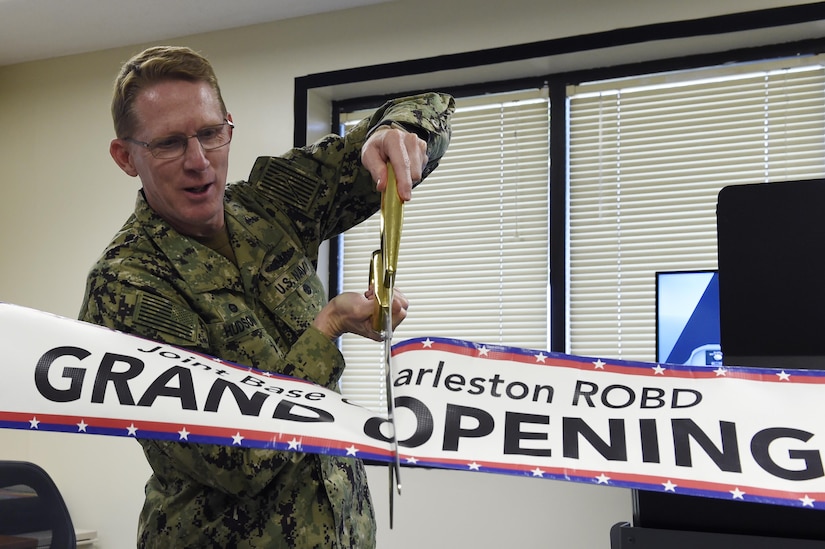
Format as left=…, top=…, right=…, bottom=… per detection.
left=0, top=0, right=819, bottom=547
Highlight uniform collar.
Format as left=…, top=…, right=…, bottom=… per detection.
left=133, top=190, right=244, bottom=293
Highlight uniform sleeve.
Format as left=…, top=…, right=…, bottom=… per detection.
left=79, top=270, right=330, bottom=497
left=280, top=325, right=345, bottom=387
left=362, top=91, right=455, bottom=173
left=247, top=92, right=455, bottom=248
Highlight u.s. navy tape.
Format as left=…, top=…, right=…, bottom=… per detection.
left=1, top=302, right=824, bottom=510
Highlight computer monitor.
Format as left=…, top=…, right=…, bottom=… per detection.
left=717, top=178, right=825, bottom=371
left=655, top=270, right=721, bottom=366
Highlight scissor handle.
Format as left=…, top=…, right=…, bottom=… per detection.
left=370, top=250, right=388, bottom=334
left=382, top=164, right=403, bottom=288
left=370, top=164, right=403, bottom=335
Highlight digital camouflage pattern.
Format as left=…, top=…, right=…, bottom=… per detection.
left=79, top=93, right=454, bottom=548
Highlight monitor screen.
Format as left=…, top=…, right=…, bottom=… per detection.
left=655, top=270, right=721, bottom=366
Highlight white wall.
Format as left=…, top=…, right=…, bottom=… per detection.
left=0, top=0, right=819, bottom=547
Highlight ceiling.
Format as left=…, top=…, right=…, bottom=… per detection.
left=0, top=0, right=389, bottom=67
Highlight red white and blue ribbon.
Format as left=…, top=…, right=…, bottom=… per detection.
left=1, top=302, right=824, bottom=510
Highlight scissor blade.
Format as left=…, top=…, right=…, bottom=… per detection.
left=383, top=320, right=396, bottom=529
left=383, top=312, right=401, bottom=495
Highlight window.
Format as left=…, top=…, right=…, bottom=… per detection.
left=567, top=55, right=825, bottom=362
left=324, top=49, right=825, bottom=411
left=337, top=89, right=551, bottom=412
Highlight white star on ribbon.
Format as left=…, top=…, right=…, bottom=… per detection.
left=596, top=473, right=611, bottom=484
left=593, top=359, right=605, bottom=370
left=288, top=438, right=302, bottom=450
left=422, top=338, right=433, bottom=348
left=730, top=487, right=745, bottom=500
left=531, top=468, right=545, bottom=477
left=77, top=420, right=88, bottom=432
left=714, top=367, right=727, bottom=377
left=127, top=424, right=138, bottom=436
left=346, top=445, right=359, bottom=456
left=652, top=365, right=666, bottom=375
left=406, top=456, right=418, bottom=465
left=477, top=346, right=490, bottom=357
left=468, top=462, right=481, bottom=471
left=232, top=433, right=244, bottom=446
left=662, top=480, right=677, bottom=492
left=800, top=495, right=816, bottom=507
left=178, top=427, right=190, bottom=441
left=777, top=370, right=791, bottom=381
left=29, top=417, right=39, bottom=429
left=535, top=352, right=547, bottom=363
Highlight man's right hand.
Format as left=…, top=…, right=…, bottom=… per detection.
left=312, top=289, right=409, bottom=341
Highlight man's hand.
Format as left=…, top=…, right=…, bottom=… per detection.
left=313, top=288, right=409, bottom=341
left=361, top=126, right=428, bottom=202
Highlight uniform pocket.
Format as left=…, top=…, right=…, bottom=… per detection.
left=257, top=253, right=325, bottom=335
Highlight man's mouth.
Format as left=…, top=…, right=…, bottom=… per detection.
left=185, top=183, right=211, bottom=195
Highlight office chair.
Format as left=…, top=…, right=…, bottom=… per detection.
left=0, top=461, right=77, bottom=549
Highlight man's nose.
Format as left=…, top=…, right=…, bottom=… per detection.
left=182, top=135, right=210, bottom=168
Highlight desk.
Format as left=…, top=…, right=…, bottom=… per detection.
left=0, top=535, right=37, bottom=549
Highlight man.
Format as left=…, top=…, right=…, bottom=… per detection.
left=79, top=45, right=453, bottom=548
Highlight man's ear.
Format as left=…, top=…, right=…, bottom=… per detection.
left=110, top=139, right=139, bottom=177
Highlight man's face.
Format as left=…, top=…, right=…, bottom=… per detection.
left=110, top=79, right=231, bottom=238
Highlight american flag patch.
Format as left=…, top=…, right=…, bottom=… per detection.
left=134, top=292, right=199, bottom=343
left=249, top=157, right=320, bottom=214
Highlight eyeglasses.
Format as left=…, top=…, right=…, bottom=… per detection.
left=124, top=120, right=234, bottom=159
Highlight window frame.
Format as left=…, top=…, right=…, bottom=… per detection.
left=294, top=4, right=825, bottom=353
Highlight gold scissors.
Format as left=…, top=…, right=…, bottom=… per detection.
left=369, top=163, right=403, bottom=528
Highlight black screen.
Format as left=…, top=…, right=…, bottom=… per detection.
left=717, top=178, right=825, bottom=369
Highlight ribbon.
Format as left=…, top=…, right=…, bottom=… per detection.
left=1, top=302, right=824, bottom=509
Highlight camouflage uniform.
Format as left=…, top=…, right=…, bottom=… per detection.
left=79, top=93, right=454, bottom=549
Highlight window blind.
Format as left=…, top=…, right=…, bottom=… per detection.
left=338, top=89, right=550, bottom=412
left=567, top=56, right=825, bottom=362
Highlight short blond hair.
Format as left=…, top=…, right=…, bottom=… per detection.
left=111, top=46, right=227, bottom=138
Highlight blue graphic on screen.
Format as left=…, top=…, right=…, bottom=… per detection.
left=656, top=271, right=722, bottom=366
